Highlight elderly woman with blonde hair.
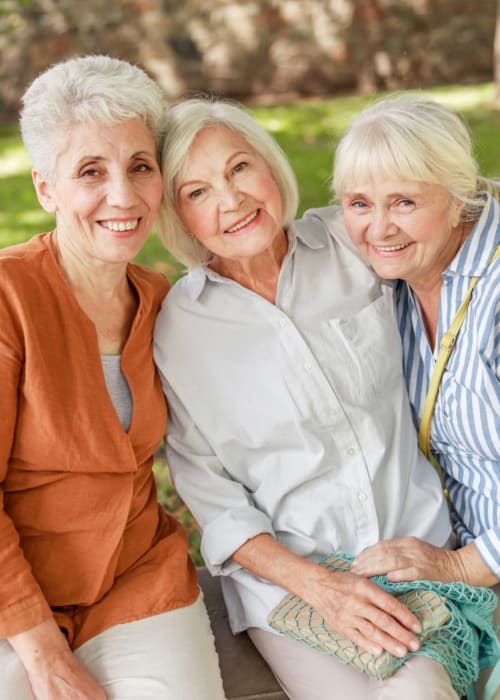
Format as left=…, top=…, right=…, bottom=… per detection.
left=333, top=94, right=499, bottom=700
left=152, top=96, right=459, bottom=700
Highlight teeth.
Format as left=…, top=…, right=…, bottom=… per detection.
left=375, top=243, right=410, bottom=252
left=226, top=210, right=258, bottom=233
left=102, top=219, right=138, bottom=232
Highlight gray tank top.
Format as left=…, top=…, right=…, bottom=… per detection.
left=100, top=355, right=133, bottom=431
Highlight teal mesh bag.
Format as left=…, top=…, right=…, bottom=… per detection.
left=267, top=552, right=500, bottom=698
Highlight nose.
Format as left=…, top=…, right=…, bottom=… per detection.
left=368, top=207, right=395, bottom=241
left=218, top=182, right=243, bottom=211
left=107, top=174, right=138, bottom=208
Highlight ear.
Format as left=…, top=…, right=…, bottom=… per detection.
left=451, top=198, right=464, bottom=229
left=32, top=170, right=58, bottom=214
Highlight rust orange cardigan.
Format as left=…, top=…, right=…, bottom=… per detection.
left=0, top=232, right=198, bottom=649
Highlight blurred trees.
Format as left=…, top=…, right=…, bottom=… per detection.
left=0, top=0, right=497, bottom=118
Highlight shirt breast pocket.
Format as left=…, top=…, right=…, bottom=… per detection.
left=321, top=288, right=403, bottom=406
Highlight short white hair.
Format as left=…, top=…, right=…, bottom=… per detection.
left=156, top=97, right=299, bottom=268
left=332, top=93, right=500, bottom=220
left=20, top=54, right=167, bottom=182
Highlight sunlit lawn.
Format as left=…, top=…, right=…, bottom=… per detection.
left=1, top=83, right=498, bottom=563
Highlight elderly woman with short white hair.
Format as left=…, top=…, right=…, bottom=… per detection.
left=0, top=57, right=225, bottom=700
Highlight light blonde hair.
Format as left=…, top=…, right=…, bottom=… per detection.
left=332, top=93, right=500, bottom=220
left=156, top=97, right=299, bottom=268
left=20, top=55, right=166, bottom=182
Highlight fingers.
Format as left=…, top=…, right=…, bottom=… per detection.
left=348, top=614, right=419, bottom=658
left=351, top=537, right=426, bottom=578
left=322, top=576, right=422, bottom=657
left=385, top=566, right=420, bottom=583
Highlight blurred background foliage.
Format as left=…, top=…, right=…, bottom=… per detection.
left=1, top=0, right=499, bottom=118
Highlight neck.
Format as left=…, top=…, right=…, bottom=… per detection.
left=210, top=230, right=288, bottom=304
left=55, top=232, right=130, bottom=301
left=409, top=220, right=474, bottom=348
left=54, top=232, right=137, bottom=354
left=412, top=282, right=442, bottom=350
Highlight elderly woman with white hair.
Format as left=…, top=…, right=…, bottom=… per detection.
left=152, top=97, right=461, bottom=700
left=0, top=57, right=225, bottom=700
left=333, top=94, right=500, bottom=700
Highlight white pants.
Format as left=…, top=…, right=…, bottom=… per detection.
left=248, top=627, right=458, bottom=700
left=0, top=594, right=226, bottom=700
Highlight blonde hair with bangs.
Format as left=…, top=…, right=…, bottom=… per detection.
left=156, top=97, right=299, bottom=268
left=332, top=93, right=500, bottom=220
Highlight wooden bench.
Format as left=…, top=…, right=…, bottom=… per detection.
left=198, top=568, right=471, bottom=700
left=197, top=567, right=287, bottom=700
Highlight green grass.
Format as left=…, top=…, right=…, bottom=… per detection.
left=2, top=83, right=499, bottom=563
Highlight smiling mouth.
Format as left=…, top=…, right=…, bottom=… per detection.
left=373, top=242, right=411, bottom=252
left=225, top=210, right=259, bottom=233
left=100, top=219, right=139, bottom=232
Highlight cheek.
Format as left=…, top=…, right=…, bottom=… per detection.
left=178, top=205, right=208, bottom=238
left=343, top=214, right=364, bottom=245
left=149, top=176, right=164, bottom=209
left=264, top=178, right=283, bottom=221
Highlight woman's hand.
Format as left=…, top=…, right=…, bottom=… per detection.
left=305, top=566, right=421, bottom=658
left=9, top=618, right=106, bottom=700
left=233, top=534, right=422, bottom=658
left=351, top=537, right=498, bottom=588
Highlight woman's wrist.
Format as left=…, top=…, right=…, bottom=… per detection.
left=450, top=544, right=498, bottom=587
left=8, top=617, right=70, bottom=673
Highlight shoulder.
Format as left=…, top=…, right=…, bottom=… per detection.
left=0, top=233, right=55, bottom=297
left=293, top=205, right=343, bottom=237
left=126, top=262, right=170, bottom=307
left=0, top=232, right=52, bottom=267
left=294, top=205, right=366, bottom=255
left=158, top=267, right=205, bottom=312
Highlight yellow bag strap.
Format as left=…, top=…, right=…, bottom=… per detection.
left=418, top=244, right=500, bottom=482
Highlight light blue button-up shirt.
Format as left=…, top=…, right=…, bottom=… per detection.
left=397, top=193, right=500, bottom=577
left=154, top=206, right=451, bottom=634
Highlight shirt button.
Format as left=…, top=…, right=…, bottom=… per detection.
left=357, top=491, right=367, bottom=503
left=346, top=447, right=356, bottom=456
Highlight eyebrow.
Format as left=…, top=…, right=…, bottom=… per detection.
left=77, top=150, right=156, bottom=164
left=343, top=190, right=420, bottom=199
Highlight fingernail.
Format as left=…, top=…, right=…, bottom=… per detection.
left=412, top=624, right=421, bottom=634
left=409, top=640, right=420, bottom=652
left=395, top=645, right=406, bottom=657
left=372, top=646, right=383, bottom=656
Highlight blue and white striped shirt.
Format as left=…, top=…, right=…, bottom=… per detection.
left=396, top=193, right=500, bottom=577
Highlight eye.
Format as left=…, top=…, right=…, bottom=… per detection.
left=233, top=161, right=247, bottom=174
left=79, top=167, right=101, bottom=178
left=346, top=199, right=368, bottom=210
left=134, top=162, right=153, bottom=173
left=189, top=188, right=204, bottom=200
left=396, top=199, right=415, bottom=209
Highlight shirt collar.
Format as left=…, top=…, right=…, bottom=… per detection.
left=444, top=192, right=500, bottom=279
left=183, top=216, right=327, bottom=302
